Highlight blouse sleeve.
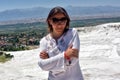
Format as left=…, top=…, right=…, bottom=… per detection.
left=72, top=28, right=80, bottom=50
left=38, top=38, right=65, bottom=72
left=69, top=28, right=80, bottom=65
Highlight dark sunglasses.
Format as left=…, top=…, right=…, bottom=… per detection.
left=52, top=17, right=67, bottom=23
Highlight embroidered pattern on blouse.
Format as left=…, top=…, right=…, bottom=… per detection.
left=44, top=29, right=75, bottom=57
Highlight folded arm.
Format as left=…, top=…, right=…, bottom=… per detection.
left=38, top=38, right=65, bottom=71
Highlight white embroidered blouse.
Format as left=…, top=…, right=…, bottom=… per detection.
left=38, top=28, right=84, bottom=80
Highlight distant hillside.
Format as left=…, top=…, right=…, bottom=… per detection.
left=0, top=6, right=120, bottom=22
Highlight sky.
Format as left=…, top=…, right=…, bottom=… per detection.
left=0, top=0, right=120, bottom=11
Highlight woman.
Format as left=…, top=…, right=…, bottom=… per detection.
left=38, top=6, right=84, bottom=80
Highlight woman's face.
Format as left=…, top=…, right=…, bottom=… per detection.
left=49, top=13, right=67, bottom=35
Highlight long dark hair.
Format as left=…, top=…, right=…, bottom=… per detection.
left=46, top=6, right=70, bottom=32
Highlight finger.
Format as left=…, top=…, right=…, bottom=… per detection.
left=73, top=49, right=79, bottom=53
left=75, top=50, right=78, bottom=54
left=40, top=55, right=47, bottom=59
left=43, top=53, right=49, bottom=57
left=73, top=53, right=78, bottom=58
left=40, top=53, right=46, bottom=57
left=72, top=48, right=78, bottom=51
left=72, top=53, right=78, bottom=58
left=40, top=53, right=44, bottom=58
left=40, top=52, right=49, bottom=59
left=39, top=52, right=44, bottom=56
left=71, top=50, right=78, bottom=58
left=42, top=55, right=49, bottom=59
left=40, top=52, right=47, bottom=55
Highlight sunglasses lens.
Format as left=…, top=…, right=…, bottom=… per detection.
left=52, top=18, right=59, bottom=22
left=52, top=17, right=67, bottom=23
left=61, top=17, right=67, bottom=21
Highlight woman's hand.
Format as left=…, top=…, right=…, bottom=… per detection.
left=39, top=51, right=49, bottom=59
left=65, top=45, right=79, bottom=58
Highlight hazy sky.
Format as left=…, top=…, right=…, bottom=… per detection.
left=0, top=0, right=120, bottom=11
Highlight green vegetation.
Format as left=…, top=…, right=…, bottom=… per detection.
left=0, top=17, right=120, bottom=51
left=0, top=22, right=48, bottom=51
left=0, top=51, right=14, bottom=63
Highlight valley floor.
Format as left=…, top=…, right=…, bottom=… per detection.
left=0, top=22, right=120, bottom=80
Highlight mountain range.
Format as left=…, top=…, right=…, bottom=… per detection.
left=0, top=6, right=120, bottom=22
